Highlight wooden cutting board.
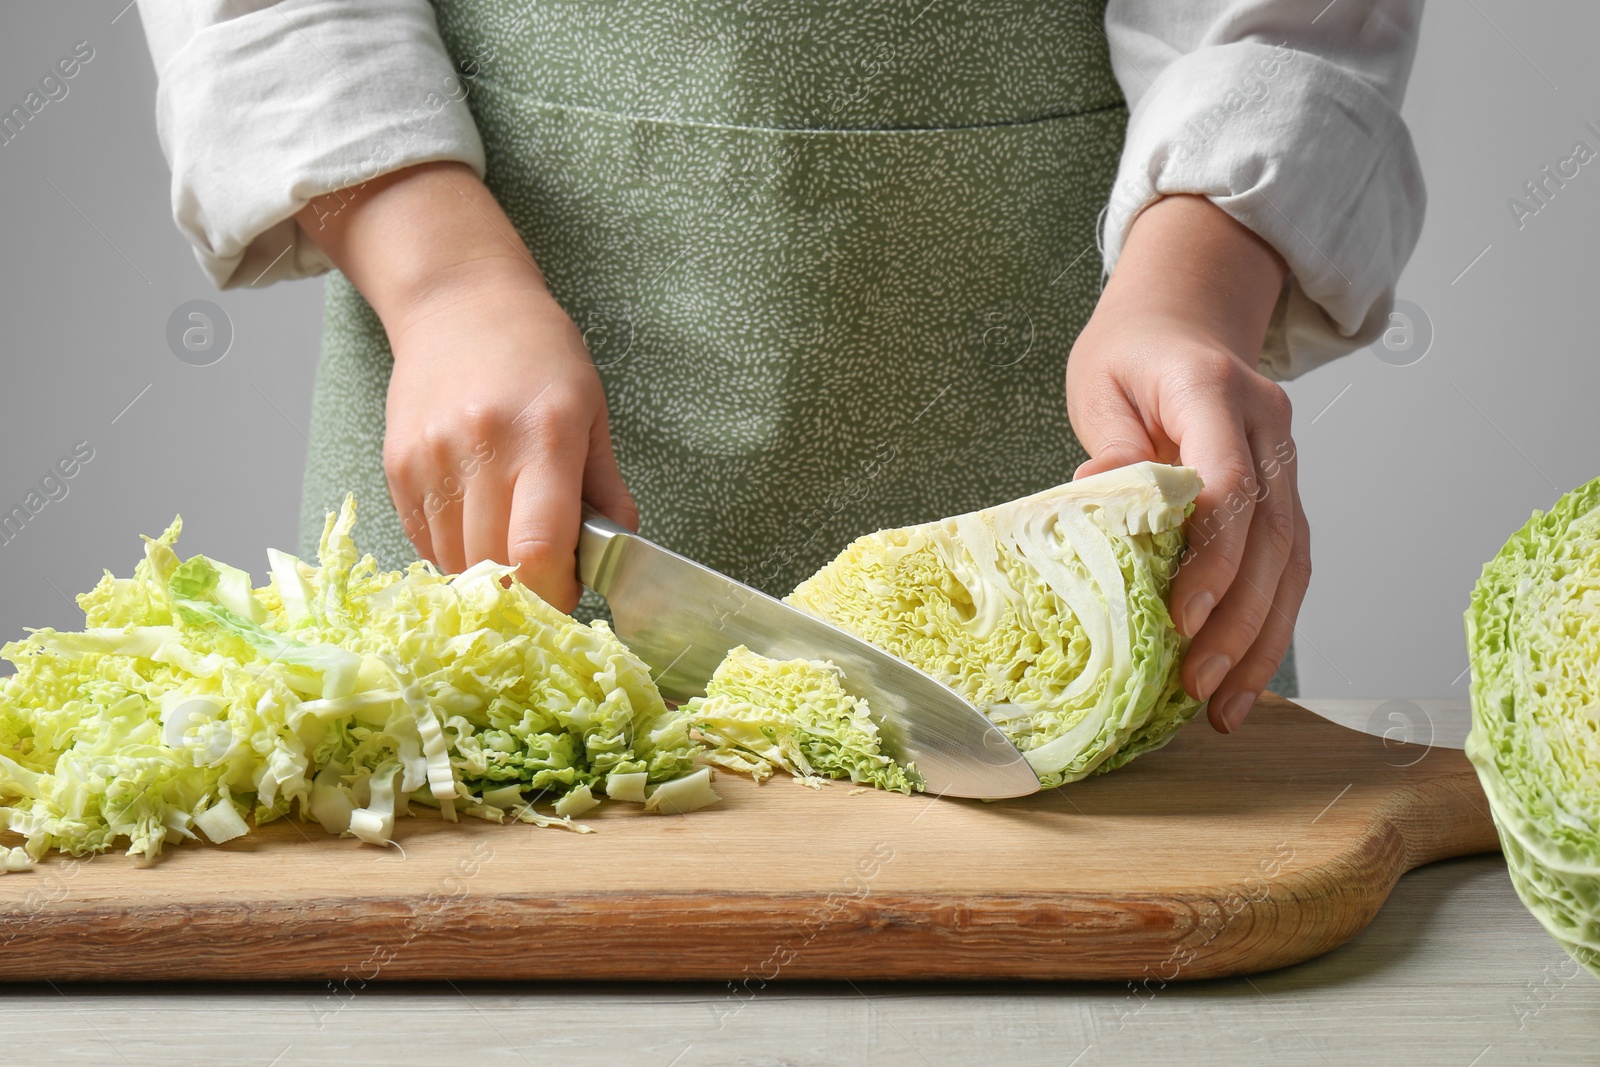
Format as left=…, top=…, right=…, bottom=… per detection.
left=0, top=694, right=1498, bottom=983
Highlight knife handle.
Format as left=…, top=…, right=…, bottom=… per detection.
left=577, top=503, right=634, bottom=597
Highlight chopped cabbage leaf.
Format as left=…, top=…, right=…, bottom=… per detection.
left=643, top=766, right=722, bottom=814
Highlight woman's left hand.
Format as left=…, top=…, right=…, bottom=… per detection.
left=1066, top=195, right=1310, bottom=734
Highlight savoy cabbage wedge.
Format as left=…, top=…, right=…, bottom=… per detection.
left=0, top=496, right=700, bottom=860
left=1467, top=476, right=1600, bottom=979
left=785, top=461, right=1206, bottom=789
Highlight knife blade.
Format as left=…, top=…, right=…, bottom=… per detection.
left=577, top=510, right=1041, bottom=799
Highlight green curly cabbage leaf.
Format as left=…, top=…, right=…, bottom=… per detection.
left=1467, top=476, right=1600, bottom=979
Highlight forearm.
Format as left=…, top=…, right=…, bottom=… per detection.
left=1099, top=195, right=1288, bottom=368
left=293, top=162, right=550, bottom=339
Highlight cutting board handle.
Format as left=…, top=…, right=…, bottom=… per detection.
left=1386, top=757, right=1502, bottom=868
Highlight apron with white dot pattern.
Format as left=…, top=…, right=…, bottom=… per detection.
left=299, top=0, right=1297, bottom=695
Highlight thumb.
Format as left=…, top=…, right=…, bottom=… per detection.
left=1072, top=395, right=1158, bottom=481
left=1075, top=450, right=1153, bottom=479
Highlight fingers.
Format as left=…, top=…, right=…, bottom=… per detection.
left=462, top=473, right=514, bottom=569
left=424, top=493, right=467, bottom=575
left=383, top=392, right=624, bottom=616
left=506, top=422, right=586, bottom=613
left=1205, top=498, right=1312, bottom=733
left=1167, top=406, right=1256, bottom=640
left=389, top=483, right=434, bottom=567
left=386, top=429, right=508, bottom=574
left=1070, top=384, right=1160, bottom=481
left=1076, top=450, right=1147, bottom=480
left=384, top=443, right=440, bottom=570
left=385, top=422, right=482, bottom=574
left=581, top=408, right=639, bottom=532
left=1181, top=422, right=1298, bottom=706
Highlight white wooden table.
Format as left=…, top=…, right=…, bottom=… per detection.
left=2, top=701, right=1595, bottom=1067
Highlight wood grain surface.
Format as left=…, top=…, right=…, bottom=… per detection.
left=0, top=694, right=1500, bottom=982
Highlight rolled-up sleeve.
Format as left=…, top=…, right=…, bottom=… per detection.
left=137, top=0, right=486, bottom=289
left=1102, top=0, right=1426, bottom=380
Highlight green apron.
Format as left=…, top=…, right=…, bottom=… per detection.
left=299, top=0, right=1297, bottom=697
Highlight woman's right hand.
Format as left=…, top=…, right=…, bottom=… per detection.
left=383, top=259, right=633, bottom=611
left=295, top=162, right=634, bottom=611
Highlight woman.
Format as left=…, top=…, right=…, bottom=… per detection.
left=137, top=0, right=1425, bottom=732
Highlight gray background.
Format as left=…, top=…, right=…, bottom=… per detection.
left=1, top=1, right=1594, bottom=701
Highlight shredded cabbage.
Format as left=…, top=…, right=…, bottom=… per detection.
left=688, top=645, right=920, bottom=794
left=786, top=462, right=1205, bottom=788
left=1467, top=476, right=1600, bottom=978
left=0, top=496, right=700, bottom=859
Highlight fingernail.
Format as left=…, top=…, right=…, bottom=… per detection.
left=1217, top=691, right=1257, bottom=734
left=1195, top=654, right=1231, bottom=700
left=1182, top=592, right=1215, bottom=638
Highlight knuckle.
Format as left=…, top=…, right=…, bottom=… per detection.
left=1180, top=347, right=1242, bottom=384
left=1078, top=379, right=1129, bottom=420
left=1258, top=505, right=1297, bottom=558
left=1094, top=436, right=1147, bottom=466
left=1259, top=382, right=1293, bottom=423
left=1185, top=493, right=1252, bottom=554
left=457, top=403, right=510, bottom=441
left=419, top=420, right=457, bottom=456
left=607, top=496, right=641, bottom=531
left=509, top=531, right=560, bottom=566
left=1211, top=458, right=1259, bottom=498
left=1284, top=548, right=1313, bottom=591
left=509, top=531, right=579, bottom=607
left=1184, top=347, right=1241, bottom=379
left=524, top=389, right=591, bottom=441
left=1237, top=650, right=1289, bottom=695
left=400, top=521, right=431, bottom=551
left=1230, top=601, right=1269, bottom=646
left=381, top=441, right=420, bottom=484
left=1239, top=627, right=1295, bottom=692
left=508, top=518, right=576, bottom=571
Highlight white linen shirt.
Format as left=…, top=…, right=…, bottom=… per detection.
left=137, top=0, right=1426, bottom=380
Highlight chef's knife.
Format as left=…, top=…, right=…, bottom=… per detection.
left=577, top=510, right=1041, bottom=799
